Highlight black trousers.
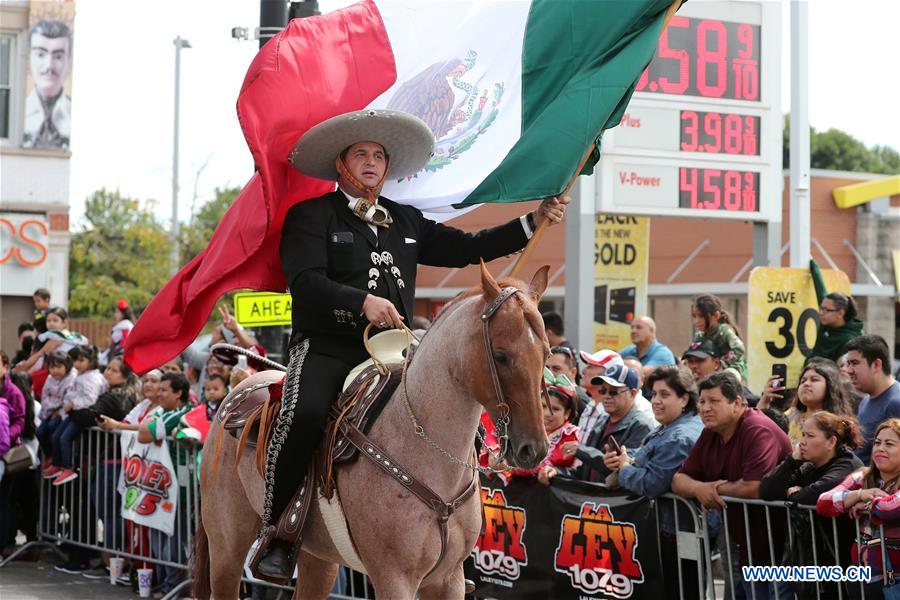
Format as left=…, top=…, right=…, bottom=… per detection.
left=270, top=347, right=354, bottom=523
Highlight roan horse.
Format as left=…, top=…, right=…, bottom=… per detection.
left=193, top=263, right=551, bottom=598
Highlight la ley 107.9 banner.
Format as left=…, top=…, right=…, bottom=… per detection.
left=465, top=476, right=663, bottom=599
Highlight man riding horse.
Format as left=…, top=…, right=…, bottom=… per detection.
left=255, top=108, right=568, bottom=580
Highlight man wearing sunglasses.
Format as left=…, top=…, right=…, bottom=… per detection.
left=550, top=364, right=655, bottom=484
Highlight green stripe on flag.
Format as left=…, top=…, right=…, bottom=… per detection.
left=461, top=0, right=675, bottom=206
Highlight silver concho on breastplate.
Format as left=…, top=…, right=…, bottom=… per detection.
left=370, top=252, right=381, bottom=266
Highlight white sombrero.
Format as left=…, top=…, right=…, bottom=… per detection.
left=289, top=109, right=435, bottom=181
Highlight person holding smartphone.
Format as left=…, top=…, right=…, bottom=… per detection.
left=761, top=359, right=853, bottom=444
left=550, top=364, right=655, bottom=484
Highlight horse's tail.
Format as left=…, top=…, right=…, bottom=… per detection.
left=191, top=508, right=211, bottom=600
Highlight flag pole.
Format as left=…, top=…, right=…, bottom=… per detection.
left=508, top=0, right=683, bottom=280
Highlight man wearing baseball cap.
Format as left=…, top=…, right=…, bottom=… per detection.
left=682, top=339, right=758, bottom=406
left=682, top=338, right=722, bottom=383
left=555, top=364, right=656, bottom=484
left=573, top=349, right=625, bottom=438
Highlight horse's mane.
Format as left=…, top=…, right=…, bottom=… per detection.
left=431, top=276, right=544, bottom=336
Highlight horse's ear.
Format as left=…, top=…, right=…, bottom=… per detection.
left=529, top=265, right=550, bottom=301
left=480, top=259, right=501, bottom=303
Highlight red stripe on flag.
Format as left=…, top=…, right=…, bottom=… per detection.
left=125, top=0, right=396, bottom=374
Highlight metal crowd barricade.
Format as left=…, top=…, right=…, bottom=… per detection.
left=713, top=495, right=892, bottom=600
left=0, top=426, right=376, bottom=600
left=656, top=493, right=718, bottom=600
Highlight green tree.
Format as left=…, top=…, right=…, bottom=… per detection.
left=783, top=116, right=900, bottom=174
left=68, top=189, right=172, bottom=318
left=179, top=186, right=240, bottom=264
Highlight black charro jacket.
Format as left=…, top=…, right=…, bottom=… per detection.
left=280, top=191, right=530, bottom=362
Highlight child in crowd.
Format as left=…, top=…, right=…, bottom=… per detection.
left=32, top=288, right=50, bottom=334
left=480, top=369, right=580, bottom=485
left=36, top=352, right=76, bottom=471
left=43, top=346, right=107, bottom=485
left=691, top=294, right=747, bottom=382
left=176, top=373, right=228, bottom=446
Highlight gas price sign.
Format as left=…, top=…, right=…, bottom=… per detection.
left=595, top=1, right=781, bottom=222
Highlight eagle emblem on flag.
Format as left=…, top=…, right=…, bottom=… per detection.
left=387, top=49, right=504, bottom=176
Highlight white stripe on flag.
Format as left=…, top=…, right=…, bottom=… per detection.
left=369, top=1, right=532, bottom=215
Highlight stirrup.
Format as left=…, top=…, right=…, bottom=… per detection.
left=248, top=526, right=297, bottom=585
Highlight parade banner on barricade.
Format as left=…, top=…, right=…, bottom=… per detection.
left=747, top=266, right=851, bottom=393
left=465, top=476, right=662, bottom=600
left=119, top=431, right=179, bottom=536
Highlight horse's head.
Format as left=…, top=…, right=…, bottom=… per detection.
left=474, top=261, right=550, bottom=470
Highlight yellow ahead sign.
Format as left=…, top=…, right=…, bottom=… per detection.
left=233, top=292, right=292, bottom=327
left=747, top=267, right=851, bottom=393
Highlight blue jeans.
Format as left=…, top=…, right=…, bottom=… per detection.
left=92, top=460, right=124, bottom=550
left=36, top=415, right=62, bottom=458
left=148, top=486, right=191, bottom=593
left=51, top=418, right=83, bottom=469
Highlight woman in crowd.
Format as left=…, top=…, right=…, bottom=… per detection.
left=809, top=260, right=864, bottom=363
left=99, top=298, right=135, bottom=367
left=1, top=371, right=40, bottom=560
left=35, top=352, right=76, bottom=471
left=600, top=366, right=704, bottom=599
left=99, top=369, right=163, bottom=433
left=43, top=346, right=107, bottom=485
left=818, top=418, right=900, bottom=599
left=511, top=370, right=579, bottom=483
left=763, top=359, right=854, bottom=443
left=0, top=351, right=26, bottom=466
left=75, top=357, right=138, bottom=578
left=691, top=294, right=747, bottom=382
left=761, top=412, right=863, bottom=599
left=97, top=368, right=163, bottom=585
left=483, top=370, right=580, bottom=484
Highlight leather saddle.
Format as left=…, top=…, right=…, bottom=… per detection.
left=217, top=333, right=410, bottom=460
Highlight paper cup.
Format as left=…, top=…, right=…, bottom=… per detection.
left=137, top=567, right=153, bottom=598
left=109, top=557, right=125, bottom=585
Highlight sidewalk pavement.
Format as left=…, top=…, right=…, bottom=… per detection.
left=0, top=561, right=135, bottom=600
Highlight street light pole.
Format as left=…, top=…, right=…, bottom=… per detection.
left=789, top=2, right=810, bottom=267
left=172, top=36, right=191, bottom=274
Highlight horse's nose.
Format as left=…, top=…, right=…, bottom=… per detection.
left=515, top=442, right=543, bottom=468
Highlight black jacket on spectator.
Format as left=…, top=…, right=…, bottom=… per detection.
left=759, top=448, right=862, bottom=505
left=71, top=385, right=136, bottom=460
left=760, top=447, right=862, bottom=600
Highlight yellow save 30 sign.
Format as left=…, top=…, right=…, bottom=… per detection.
left=233, top=292, right=292, bottom=327
left=747, top=267, right=851, bottom=393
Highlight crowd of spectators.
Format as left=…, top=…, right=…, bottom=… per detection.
left=3, top=278, right=900, bottom=598
left=0, top=289, right=268, bottom=597
left=482, top=287, right=898, bottom=598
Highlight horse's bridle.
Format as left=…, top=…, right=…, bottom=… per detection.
left=480, top=286, right=523, bottom=461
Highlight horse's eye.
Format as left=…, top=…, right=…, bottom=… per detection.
left=493, top=350, right=508, bottom=365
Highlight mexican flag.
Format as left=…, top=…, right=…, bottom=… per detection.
left=125, top=0, right=679, bottom=374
